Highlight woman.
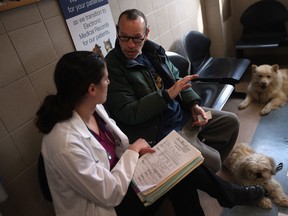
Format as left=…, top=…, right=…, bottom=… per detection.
left=36, top=51, right=265, bottom=216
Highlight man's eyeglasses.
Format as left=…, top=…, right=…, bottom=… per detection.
left=117, top=29, right=147, bottom=43
left=118, top=35, right=145, bottom=43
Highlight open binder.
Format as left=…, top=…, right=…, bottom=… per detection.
left=132, top=130, right=204, bottom=206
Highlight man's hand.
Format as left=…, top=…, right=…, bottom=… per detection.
left=167, top=74, right=199, bottom=99
left=191, top=104, right=208, bottom=126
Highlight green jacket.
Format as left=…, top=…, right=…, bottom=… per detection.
left=105, top=40, right=201, bottom=143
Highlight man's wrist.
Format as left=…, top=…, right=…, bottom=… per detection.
left=190, top=102, right=200, bottom=112
left=162, top=89, right=172, bottom=103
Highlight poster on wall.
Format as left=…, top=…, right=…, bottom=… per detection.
left=59, top=0, right=116, bottom=57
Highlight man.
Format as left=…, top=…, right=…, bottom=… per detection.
left=105, top=9, right=239, bottom=173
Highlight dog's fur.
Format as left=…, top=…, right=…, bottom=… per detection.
left=239, top=64, right=288, bottom=115
left=224, top=143, right=288, bottom=209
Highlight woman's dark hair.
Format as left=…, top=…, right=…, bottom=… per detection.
left=36, top=51, right=106, bottom=134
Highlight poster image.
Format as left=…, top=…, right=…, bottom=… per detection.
left=59, top=0, right=116, bottom=56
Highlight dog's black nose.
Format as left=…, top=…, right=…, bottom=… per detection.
left=256, top=173, right=262, bottom=178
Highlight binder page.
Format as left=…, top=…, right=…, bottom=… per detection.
left=133, top=130, right=201, bottom=193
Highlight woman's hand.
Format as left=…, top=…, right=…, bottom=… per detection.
left=128, top=138, right=155, bottom=156
left=167, top=74, right=199, bottom=99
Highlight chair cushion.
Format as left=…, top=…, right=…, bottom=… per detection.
left=197, top=58, right=250, bottom=83
left=165, top=51, right=234, bottom=110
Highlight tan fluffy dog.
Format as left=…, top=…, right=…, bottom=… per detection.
left=239, top=64, right=288, bottom=115
left=224, top=143, right=288, bottom=209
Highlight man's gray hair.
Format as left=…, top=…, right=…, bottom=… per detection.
left=117, top=9, right=147, bottom=30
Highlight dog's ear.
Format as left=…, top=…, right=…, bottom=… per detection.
left=251, top=64, right=257, bottom=73
left=238, top=161, right=251, bottom=180
left=268, top=156, right=276, bottom=175
left=271, top=64, right=279, bottom=73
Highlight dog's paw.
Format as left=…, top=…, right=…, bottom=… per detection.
left=261, top=102, right=282, bottom=115
left=238, top=102, right=248, bottom=110
left=258, top=197, right=273, bottom=209
left=274, top=196, right=288, bottom=207
left=260, top=107, right=271, bottom=115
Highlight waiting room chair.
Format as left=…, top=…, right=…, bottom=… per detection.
left=38, top=153, right=52, bottom=202
left=183, top=30, right=250, bottom=85
left=166, top=51, right=234, bottom=110
left=235, top=0, right=288, bottom=58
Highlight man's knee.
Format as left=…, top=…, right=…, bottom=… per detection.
left=221, top=111, right=240, bottom=132
left=201, top=147, right=221, bottom=173
left=228, top=112, right=240, bottom=127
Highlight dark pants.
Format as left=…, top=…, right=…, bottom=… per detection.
left=115, top=165, right=236, bottom=216
left=179, top=108, right=239, bottom=173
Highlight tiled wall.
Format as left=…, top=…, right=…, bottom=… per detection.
left=0, top=0, right=203, bottom=215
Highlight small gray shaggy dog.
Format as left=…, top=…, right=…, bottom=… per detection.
left=224, top=143, right=288, bottom=209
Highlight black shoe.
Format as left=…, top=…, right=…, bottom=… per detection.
left=232, top=185, right=265, bottom=206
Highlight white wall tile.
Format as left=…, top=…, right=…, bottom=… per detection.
left=167, top=2, right=180, bottom=29
left=108, top=0, right=121, bottom=24
left=37, top=0, right=62, bottom=20
left=153, top=37, right=160, bottom=45
left=179, top=17, right=198, bottom=38
left=159, top=31, right=173, bottom=51
left=0, top=136, right=25, bottom=184
left=0, top=21, right=5, bottom=34
left=0, top=34, right=26, bottom=88
left=4, top=164, right=42, bottom=216
left=152, top=0, right=166, bottom=10
left=117, top=0, right=137, bottom=12
left=135, top=0, right=153, bottom=15
left=146, top=13, right=158, bottom=41
left=165, top=0, right=174, bottom=4
left=9, top=22, right=58, bottom=74
left=0, top=77, right=40, bottom=132
left=179, top=0, right=193, bottom=20
left=45, top=16, right=75, bottom=58
left=11, top=121, right=43, bottom=165
left=0, top=120, right=8, bottom=140
left=29, top=62, right=57, bottom=103
left=171, top=25, right=183, bottom=48
left=175, top=1, right=187, bottom=22
left=154, top=7, right=170, bottom=35
left=0, top=4, right=42, bottom=32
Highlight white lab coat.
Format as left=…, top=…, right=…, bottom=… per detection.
left=42, top=104, right=139, bottom=216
